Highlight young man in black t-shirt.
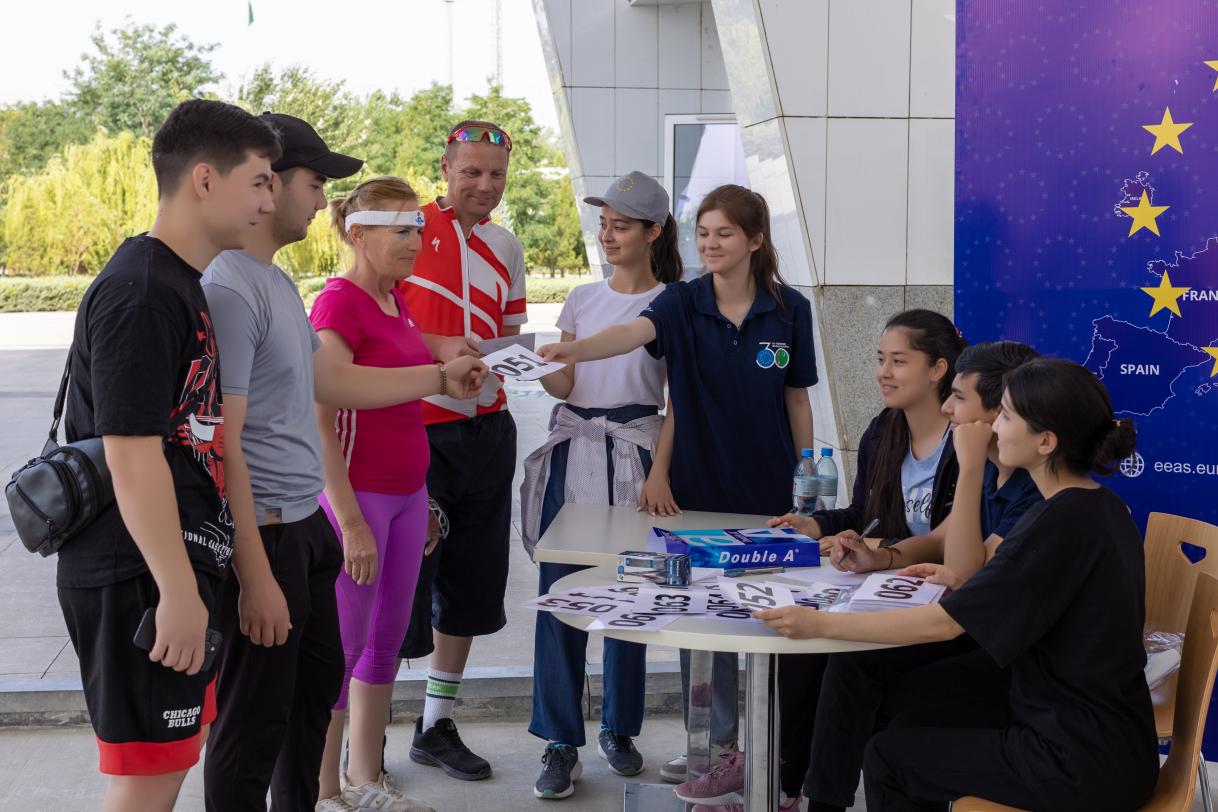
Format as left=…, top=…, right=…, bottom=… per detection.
left=58, top=99, right=279, bottom=812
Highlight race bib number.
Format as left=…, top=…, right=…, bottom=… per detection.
left=636, top=586, right=708, bottom=615
left=588, top=609, right=681, bottom=632
left=715, top=577, right=797, bottom=612
left=521, top=588, right=635, bottom=617
left=848, top=573, right=945, bottom=612
left=480, top=345, right=566, bottom=381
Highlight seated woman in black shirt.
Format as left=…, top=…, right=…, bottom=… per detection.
left=757, top=358, right=1157, bottom=812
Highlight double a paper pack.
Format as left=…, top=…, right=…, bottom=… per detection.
left=649, top=527, right=821, bottom=569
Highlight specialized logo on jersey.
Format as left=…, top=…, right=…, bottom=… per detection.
left=755, top=341, right=790, bottom=369
left=432, top=237, right=441, bottom=253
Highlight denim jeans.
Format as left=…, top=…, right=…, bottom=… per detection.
left=527, top=404, right=655, bottom=747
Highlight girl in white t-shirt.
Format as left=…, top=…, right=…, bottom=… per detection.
left=520, top=171, right=681, bottom=800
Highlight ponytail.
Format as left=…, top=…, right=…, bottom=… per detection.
left=328, top=175, right=419, bottom=246
left=647, top=214, right=683, bottom=284
left=1005, top=359, right=1137, bottom=476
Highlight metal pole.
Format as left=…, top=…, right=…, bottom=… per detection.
left=743, top=653, right=780, bottom=810
left=495, top=0, right=503, bottom=86
left=445, top=0, right=456, bottom=86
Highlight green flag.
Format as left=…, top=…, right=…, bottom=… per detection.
left=247, top=1, right=254, bottom=26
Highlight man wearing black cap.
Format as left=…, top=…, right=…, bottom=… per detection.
left=200, top=113, right=485, bottom=811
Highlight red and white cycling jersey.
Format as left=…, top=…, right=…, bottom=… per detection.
left=400, top=199, right=528, bottom=425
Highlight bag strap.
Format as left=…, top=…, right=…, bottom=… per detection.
left=48, top=348, right=73, bottom=444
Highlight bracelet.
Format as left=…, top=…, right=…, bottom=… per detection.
left=438, top=364, right=448, bottom=396
left=886, top=548, right=897, bottom=569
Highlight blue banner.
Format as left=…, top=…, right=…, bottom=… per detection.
left=955, top=0, right=1218, bottom=529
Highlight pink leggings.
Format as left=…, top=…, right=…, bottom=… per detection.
left=320, top=487, right=428, bottom=711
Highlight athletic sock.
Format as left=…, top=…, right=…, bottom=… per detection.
left=422, top=668, right=463, bottom=732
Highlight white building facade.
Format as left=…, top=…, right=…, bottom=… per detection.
left=531, top=0, right=956, bottom=501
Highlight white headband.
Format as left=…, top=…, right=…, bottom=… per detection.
left=345, top=209, right=426, bottom=233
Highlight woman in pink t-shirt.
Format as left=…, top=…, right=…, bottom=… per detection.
left=311, top=176, right=437, bottom=812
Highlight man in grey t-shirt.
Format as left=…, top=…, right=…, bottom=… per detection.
left=204, top=252, right=324, bottom=525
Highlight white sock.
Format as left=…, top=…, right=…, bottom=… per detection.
left=422, top=668, right=463, bottom=732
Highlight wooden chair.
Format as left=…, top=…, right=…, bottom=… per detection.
left=1143, top=513, right=1218, bottom=747
left=954, top=571, right=1218, bottom=812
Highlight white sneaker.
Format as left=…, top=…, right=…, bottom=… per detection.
left=659, top=745, right=738, bottom=784
left=342, top=772, right=435, bottom=812
left=316, top=796, right=358, bottom=812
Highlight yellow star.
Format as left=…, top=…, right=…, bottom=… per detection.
left=1207, top=60, right=1218, bottom=91
left=1203, top=347, right=1218, bottom=377
left=1121, top=191, right=1169, bottom=237
left=1142, top=107, right=1193, bottom=155
left=1141, top=270, right=1191, bottom=317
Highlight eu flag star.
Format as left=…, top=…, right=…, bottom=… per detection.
left=1203, top=347, right=1218, bottom=377
left=1140, top=270, right=1191, bottom=317
left=1142, top=107, right=1193, bottom=155
left=1207, top=60, right=1218, bottom=91
left=1120, top=191, right=1169, bottom=237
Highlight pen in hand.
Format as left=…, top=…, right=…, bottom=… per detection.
left=832, top=518, right=880, bottom=569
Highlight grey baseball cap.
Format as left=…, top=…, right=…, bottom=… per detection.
left=584, top=171, right=671, bottom=224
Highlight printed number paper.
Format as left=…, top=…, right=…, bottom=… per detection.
left=715, top=577, right=798, bottom=612
left=480, top=345, right=566, bottom=381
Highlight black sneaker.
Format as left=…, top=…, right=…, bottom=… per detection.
left=534, top=743, right=581, bottom=800
left=596, top=728, right=644, bottom=776
left=409, top=717, right=492, bottom=781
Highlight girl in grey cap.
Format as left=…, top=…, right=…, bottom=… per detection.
left=521, top=171, right=683, bottom=800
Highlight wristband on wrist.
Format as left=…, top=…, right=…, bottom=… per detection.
left=438, top=364, right=448, bottom=396
left=886, top=548, right=897, bottom=569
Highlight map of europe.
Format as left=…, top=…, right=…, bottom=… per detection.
left=1084, top=230, right=1218, bottom=416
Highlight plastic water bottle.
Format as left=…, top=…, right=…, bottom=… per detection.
left=815, top=448, right=839, bottom=512
left=792, top=448, right=818, bottom=515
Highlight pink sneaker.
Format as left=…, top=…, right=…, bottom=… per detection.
left=673, top=750, right=745, bottom=804
left=689, top=792, right=801, bottom=811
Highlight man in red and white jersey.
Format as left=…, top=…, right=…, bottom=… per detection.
left=395, top=119, right=526, bottom=780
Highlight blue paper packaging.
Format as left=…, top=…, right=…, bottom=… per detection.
left=649, top=527, right=821, bottom=569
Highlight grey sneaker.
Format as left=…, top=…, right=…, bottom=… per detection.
left=534, top=743, right=581, bottom=800
left=597, top=728, right=644, bottom=776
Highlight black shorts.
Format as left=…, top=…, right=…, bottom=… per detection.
left=400, top=410, right=516, bottom=658
left=59, top=568, right=222, bottom=776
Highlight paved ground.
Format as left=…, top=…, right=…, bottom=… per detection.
left=0, top=303, right=673, bottom=691
left=0, top=717, right=696, bottom=811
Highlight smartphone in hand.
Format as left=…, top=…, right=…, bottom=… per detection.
left=133, top=607, right=223, bottom=672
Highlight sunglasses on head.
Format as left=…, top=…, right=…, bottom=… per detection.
left=446, top=125, right=513, bottom=152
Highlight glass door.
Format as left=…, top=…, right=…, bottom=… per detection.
left=663, top=114, right=749, bottom=278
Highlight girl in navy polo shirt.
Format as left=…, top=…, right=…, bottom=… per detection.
left=539, top=184, right=816, bottom=800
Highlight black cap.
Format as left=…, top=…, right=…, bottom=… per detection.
left=259, top=112, right=364, bottom=179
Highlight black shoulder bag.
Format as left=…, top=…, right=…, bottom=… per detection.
left=5, top=351, right=114, bottom=556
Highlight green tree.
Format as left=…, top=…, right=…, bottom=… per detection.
left=66, top=21, right=221, bottom=136
left=393, top=83, right=456, bottom=185
left=0, top=101, right=91, bottom=179
left=2, top=131, right=157, bottom=275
